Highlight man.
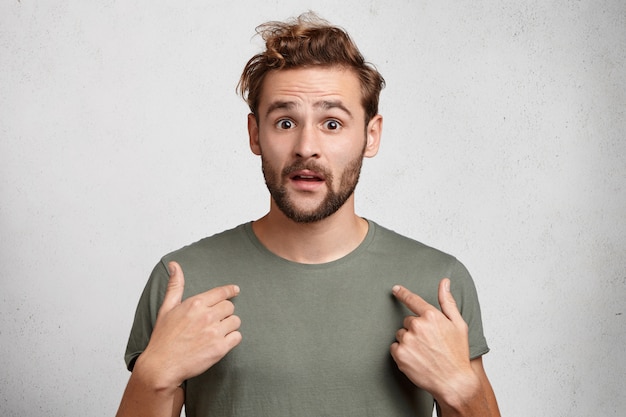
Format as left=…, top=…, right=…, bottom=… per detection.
left=116, top=12, right=500, bottom=417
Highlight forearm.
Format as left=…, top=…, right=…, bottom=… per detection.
left=436, top=386, right=492, bottom=417
left=436, top=359, right=500, bottom=417
left=116, top=356, right=184, bottom=417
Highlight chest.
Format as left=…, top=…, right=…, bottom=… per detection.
left=183, top=263, right=434, bottom=416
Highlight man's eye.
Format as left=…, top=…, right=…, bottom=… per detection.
left=324, top=120, right=341, bottom=130
left=276, top=119, right=295, bottom=130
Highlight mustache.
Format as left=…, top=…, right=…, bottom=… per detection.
left=282, top=162, right=332, bottom=180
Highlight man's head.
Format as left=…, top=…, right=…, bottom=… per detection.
left=238, top=12, right=385, bottom=125
left=241, top=13, right=384, bottom=224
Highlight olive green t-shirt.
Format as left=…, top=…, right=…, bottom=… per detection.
left=125, top=220, right=489, bottom=416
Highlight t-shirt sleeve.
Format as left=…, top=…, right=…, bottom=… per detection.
left=124, top=260, right=170, bottom=371
left=450, top=259, right=490, bottom=359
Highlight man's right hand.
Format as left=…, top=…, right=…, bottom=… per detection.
left=134, top=261, right=242, bottom=391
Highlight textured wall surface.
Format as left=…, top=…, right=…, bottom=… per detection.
left=1, top=1, right=624, bottom=416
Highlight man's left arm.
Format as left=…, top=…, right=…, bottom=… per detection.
left=390, top=279, right=501, bottom=417
left=467, top=356, right=500, bottom=417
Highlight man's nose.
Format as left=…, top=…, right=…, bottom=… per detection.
left=293, top=124, right=320, bottom=159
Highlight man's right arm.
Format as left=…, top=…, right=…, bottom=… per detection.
left=116, top=357, right=185, bottom=417
left=116, top=261, right=242, bottom=417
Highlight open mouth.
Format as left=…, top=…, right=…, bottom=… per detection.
left=292, top=174, right=323, bottom=182
left=289, top=170, right=325, bottom=182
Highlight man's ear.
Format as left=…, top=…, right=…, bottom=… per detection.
left=248, top=113, right=261, bottom=155
left=364, top=114, right=383, bottom=158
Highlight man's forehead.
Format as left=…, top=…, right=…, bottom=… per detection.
left=257, top=67, right=363, bottom=115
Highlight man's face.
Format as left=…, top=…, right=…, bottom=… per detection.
left=248, top=67, right=381, bottom=223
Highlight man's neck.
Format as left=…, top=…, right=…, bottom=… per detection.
left=251, top=201, right=369, bottom=264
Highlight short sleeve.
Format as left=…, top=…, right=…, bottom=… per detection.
left=450, top=259, right=490, bottom=359
left=124, top=260, right=170, bottom=371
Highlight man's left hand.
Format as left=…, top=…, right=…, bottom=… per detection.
left=390, top=279, right=479, bottom=403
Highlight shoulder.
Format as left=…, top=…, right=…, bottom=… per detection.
left=368, top=220, right=458, bottom=265
left=145, top=223, right=256, bottom=295
left=161, top=223, right=251, bottom=263
left=366, top=220, right=475, bottom=291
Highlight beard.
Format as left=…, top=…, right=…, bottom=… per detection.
left=261, top=151, right=365, bottom=223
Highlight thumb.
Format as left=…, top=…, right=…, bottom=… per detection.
left=158, top=261, right=185, bottom=318
left=438, top=278, right=462, bottom=323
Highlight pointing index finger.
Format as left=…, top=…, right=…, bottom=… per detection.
left=392, top=285, right=431, bottom=316
left=192, top=284, right=241, bottom=307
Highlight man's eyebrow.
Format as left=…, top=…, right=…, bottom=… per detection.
left=315, top=100, right=353, bottom=118
left=263, top=100, right=353, bottom=119
left=265, top=100, right=296, bottom=117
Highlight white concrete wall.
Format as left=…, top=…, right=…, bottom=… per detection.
left=1, top=1, right=624, bottom=416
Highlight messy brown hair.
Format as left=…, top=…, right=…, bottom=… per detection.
left=237, top=12, right=385, bottom=124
